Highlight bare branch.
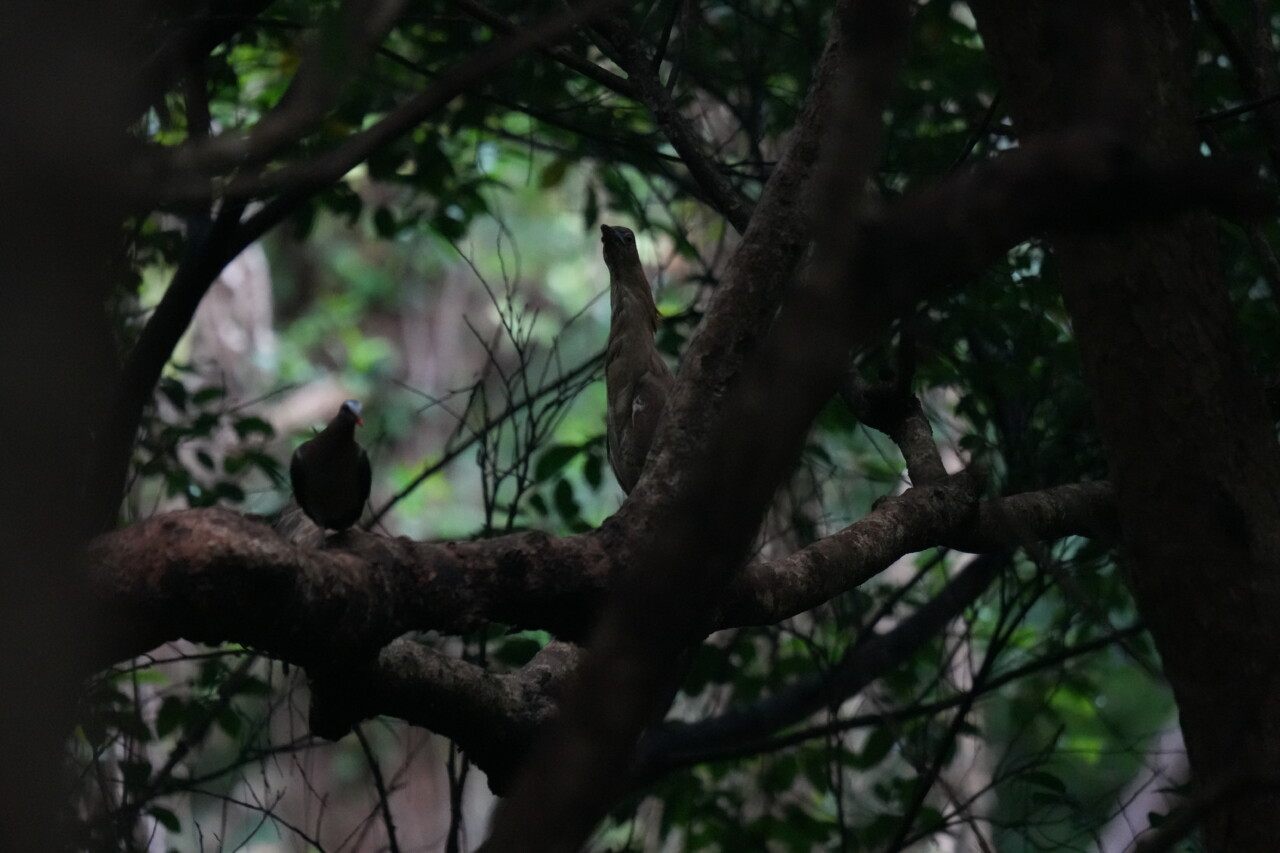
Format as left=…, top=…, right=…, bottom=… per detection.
left=591, top=15, right=755, bottom=232
left=719, top=476, right=977, bottom=625
left=637, top=554, right=1009, bottom=785
left=443, top=0, right=637, bottom=98
left=654, top=623, right=1142, bottom=773
left=354, top=725, right=402, bottom=853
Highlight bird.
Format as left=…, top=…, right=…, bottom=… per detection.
left=602, top=224, right=675, bottom=493
left=289, top=399, right=371, bottom=532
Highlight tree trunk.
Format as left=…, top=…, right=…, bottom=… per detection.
left=969, top=2, right=1280, bottom=849
left=0, top=3, right=130, bottom=848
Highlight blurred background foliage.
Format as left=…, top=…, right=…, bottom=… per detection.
left=81, top=0, right=1280, bottom=849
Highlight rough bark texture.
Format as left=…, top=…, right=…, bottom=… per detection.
left=89, top=481, right=1109, bottom=660
left=970, top=2, right=1280, bottom=849
left=85, top=480, right=1112, bottom=787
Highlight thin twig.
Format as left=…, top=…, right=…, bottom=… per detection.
left=354, top=724, right=402, bottom=853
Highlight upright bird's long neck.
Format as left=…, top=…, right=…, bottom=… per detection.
left=608, top=263, right=659, bottom=341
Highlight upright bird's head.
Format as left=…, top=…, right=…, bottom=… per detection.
left=600, top=224, right=641, bottom=272
left=340, top=399, right=364, bottom=426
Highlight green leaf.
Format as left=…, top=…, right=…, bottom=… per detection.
left=583, top=183, right=599, bottom=231
left=189, top=412, right=219, bottom=437
left=216, top=706, right=243, bottom=738
left=159, top=377, right=187, bottom=411
left=165, top=471, right=191, bottom=498
left=849, top=727, right=895, bottom=768
left=760, top=755, right=799, bottom=794
left=155, top=697, right=187, bottom=739
left=148, top=806, right=182, bottom=833
left=324, top=182, right=363, bottom=224
left=192, top=387, right=226, bottom=405
left=373, top=206, right=396, bottom=237
left=539, top=158, right=570, bottom=188
left=432, top=209, right=467, bottom=240
left=553, top=478, right=580, bottom=521
left=120, top=759, right=152, bottom=791
left=535, top=444, right=582, bottom=483
left=101, top=709, right=153, bottom=743
left=291, top=201, right=318, bottom=239
left=233, top=416, right=275, bottom=440
left=683, top=644, right=729, bottom=695
left=493, top=636, right=546, bottom=667
left=1022, top=770, right=1068, bottom=794
left=213, top=482, right=246, bottom=502
left=583, top=453, right=603, bottom=490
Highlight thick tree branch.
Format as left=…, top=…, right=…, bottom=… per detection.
left=956, top=480, right=1118, bottom=551
left=130, top=0, right=276, bottom=119
left=723, top=479, right=1114, bottom=627
left=86, top=480, right=1114, bottom=670
left=83, top=475, right=1108, bottom=802
left=162, top=0, right=408, bottom=174
left=843, top=375, right=949, bottom=485
left=720, top=477, right=975, bottom=625
left=87, top=511, right=613, bottom=668
left=309, top=639, right=581, bottom=793
left=137, top=0, right=625, bottom=203
left=92, top=198, right=248, bottom=529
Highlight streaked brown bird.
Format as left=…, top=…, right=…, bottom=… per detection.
left=602, top=224, right=675, bottom=493
left=290, top=399, right=371, bottom=531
